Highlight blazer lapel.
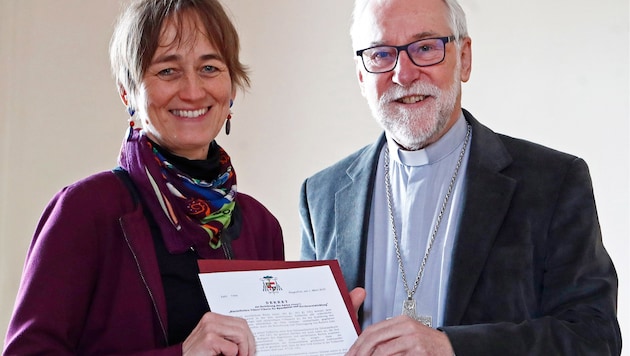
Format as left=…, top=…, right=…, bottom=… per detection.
left=333, top=136, right=385, bottom=290
left=444, top=112, right=517, bottom=325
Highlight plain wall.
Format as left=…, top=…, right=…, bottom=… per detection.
left=1, top=0, right=628, bottom=350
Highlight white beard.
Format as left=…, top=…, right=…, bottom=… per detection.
left=368, top=68, right=461, bottom=150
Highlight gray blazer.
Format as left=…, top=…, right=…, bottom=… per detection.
left=299, top=109, right=621, bottom=355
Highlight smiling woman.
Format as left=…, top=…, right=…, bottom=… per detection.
left=3, top=0, right=284, bottom=354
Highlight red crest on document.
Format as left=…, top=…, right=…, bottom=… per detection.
left=261, top=275, right=282, bottom=293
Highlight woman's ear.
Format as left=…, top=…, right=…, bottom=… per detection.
left=119, top=85, right=129, bottom=106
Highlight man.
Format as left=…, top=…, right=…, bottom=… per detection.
left=299, top=0, right=622, bottom=354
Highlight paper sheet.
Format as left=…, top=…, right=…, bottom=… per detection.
left=199, top=263, right=358, bottom=355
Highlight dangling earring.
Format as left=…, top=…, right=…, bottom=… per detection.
left=225, top=99, right=234, bottom=135
left=127, top=107, right=136, bottom=141
left=225, top=113, right=232, bottom=135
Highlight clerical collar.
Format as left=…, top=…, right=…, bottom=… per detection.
left=385, top=113, right=467, bottom=167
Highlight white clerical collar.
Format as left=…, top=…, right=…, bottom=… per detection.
left=385, top=113, right=467, bottom=167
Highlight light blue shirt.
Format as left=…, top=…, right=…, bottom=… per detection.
left=363, top=114, right=471, bottom=329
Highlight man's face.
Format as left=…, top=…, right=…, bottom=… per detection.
left=353, top=0, right=471, bottom=150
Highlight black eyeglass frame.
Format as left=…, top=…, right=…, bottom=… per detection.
left=355, top=35, right=457, bottom=74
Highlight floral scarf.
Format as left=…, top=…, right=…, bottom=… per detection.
left=118, top=128, right=237, bottom=258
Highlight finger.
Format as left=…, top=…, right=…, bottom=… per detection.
left=185, top=312, right=255, bottom=355
left=233, top=324, right=256, bottom=356
left=346, top=318, right=395, bottom=355
left=349, top=287, right=366, bottom=315
left=347, top=316, right=420, bottom=355
left=211, top=337, right=239, bottom=356
left=183, top=330, right=239, bottom=356
left=211, top=314, right=255, bottom=356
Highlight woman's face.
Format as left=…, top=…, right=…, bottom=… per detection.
left=138, top=12, right=234, bottom=160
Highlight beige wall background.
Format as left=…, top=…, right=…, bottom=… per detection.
left=1, top=0, right=628, bottom=350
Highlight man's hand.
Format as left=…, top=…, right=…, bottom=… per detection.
left=346, top=315, right=454, bottom=356
left=349, top=287, right=366, bottom=317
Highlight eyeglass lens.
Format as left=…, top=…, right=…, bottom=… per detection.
left=361, top=38, right=446, bottom=73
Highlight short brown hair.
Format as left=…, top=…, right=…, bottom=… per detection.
left=110, top=0, right=249, bottom=108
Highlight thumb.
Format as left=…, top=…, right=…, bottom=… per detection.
left=349, top=287, right=366, bottom=315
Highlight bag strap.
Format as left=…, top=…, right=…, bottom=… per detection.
left=111, top=166, right=164, bottom=242
left=111, top=166, right=167, bottom=250
left=112, top=166, right=142, bottom=205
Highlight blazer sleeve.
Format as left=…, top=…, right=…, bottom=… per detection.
left=441, top=157, right=622, bottom=355
left=3, top=174, right=181, bottom=356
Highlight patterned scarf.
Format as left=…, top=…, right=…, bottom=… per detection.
left=118, top=128, right=237, bottom=257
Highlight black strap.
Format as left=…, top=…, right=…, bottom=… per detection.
left=111, top=167, right=212, bottom=344
left=111, top=166, right=165, bottom=250
left=112, top=166, right=142, bottom=206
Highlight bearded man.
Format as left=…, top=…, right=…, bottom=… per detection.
left=299, top=0, right=621, bottom=354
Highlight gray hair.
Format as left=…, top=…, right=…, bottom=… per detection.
left=350, top=0, right=469, bottom=50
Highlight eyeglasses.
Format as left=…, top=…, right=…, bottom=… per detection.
left=356, top=36, right=456, bottom=74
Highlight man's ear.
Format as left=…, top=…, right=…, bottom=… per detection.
left=459, top=37, right=472, bottom=83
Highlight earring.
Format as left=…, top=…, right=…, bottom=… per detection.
left=127, top=107, right=136, bottom=141
left=225, top=99, right=234, bottom=135
left=225, top=113, right=232, bottom=135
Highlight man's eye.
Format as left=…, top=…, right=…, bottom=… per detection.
left=412, top=44, right=436, bottom=54
left=370, top=50, right=395, bottom=62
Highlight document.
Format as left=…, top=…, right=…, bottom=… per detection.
left=198, top=260, right=359, bottom=355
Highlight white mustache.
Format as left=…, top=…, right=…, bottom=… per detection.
left=379, top=82, right=441, bottom=103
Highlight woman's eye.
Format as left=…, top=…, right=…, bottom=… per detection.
left=202, top=65, right=218, bottom=73
left=157, top=68, right=174, bottom=76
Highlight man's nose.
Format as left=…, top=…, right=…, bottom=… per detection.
left=392, top=50, right=421, bottom=86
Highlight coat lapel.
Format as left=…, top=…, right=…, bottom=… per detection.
left=118, top=208, right=170, bottom=344
left=443, top=112, right=517, bottom=325
left=333, top=136, right=385, bottom=290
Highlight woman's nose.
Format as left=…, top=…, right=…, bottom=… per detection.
left=179, top=73, right=205, bottom=100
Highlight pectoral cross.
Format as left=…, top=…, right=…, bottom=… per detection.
left=402, top=298, right=432, bottom=327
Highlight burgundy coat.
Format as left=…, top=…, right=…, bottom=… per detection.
left=4, top=171, right=284, bottom=355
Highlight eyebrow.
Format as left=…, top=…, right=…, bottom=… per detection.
left=367, top=31, right=441, bottom=47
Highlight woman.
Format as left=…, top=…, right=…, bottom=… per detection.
left=3, top=0, right=284, bottom=355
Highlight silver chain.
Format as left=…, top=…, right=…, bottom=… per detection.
left=384, top=124, right=471, bottom=300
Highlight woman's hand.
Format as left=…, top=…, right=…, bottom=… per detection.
left=182, top=312, right=256, bottom=356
